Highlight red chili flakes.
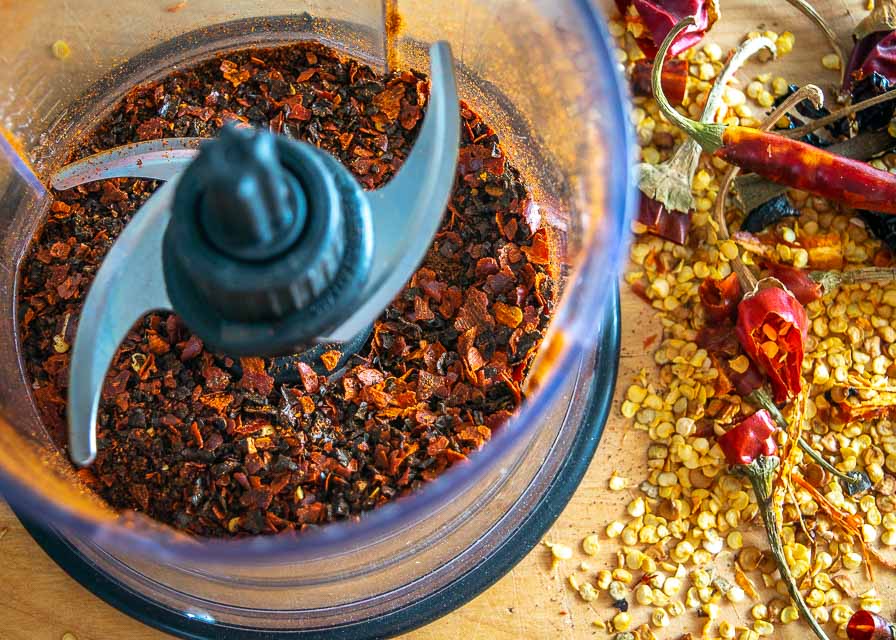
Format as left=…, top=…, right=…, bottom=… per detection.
left=19, top=42, right=555, bottom=538
left=296, top=362, right=320, bottom=394
left=493, top=301, right=523, bottom=328
left=454, top=288, right=495, bottom=332
left=135, top=117, right=170, bottom=141
left=239, top=357, right=274, bottom=396
left=521, top=228, right=550, bottom=265
left=178, top=334, right=203, bottom=362
left=372, top=83, right=405, bottom=120
left=99, top=181, right=128, bottom=204
left=457, top=143, right=505, bottom=179
left=220, top=59, right=250, bottom=87
left=319, top=350, right=341, bottom=372
left=282, top=94, right=312, bottom=122
left=49, top=241, right=71, bottom=260
left=296, top=67, right=318, bottom=82
left=199, top=392, right=233, bottom=413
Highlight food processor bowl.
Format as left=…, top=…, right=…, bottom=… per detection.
left=0, top=1, right=634, bottom=636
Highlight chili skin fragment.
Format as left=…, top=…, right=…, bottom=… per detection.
left=716, top=409, right=776, bottom=466
left=735, top=285, right=808, bottom=404
left=698, top=272, right=742, bottom=322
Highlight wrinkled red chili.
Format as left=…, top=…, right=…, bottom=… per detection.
left=736, top=285, right=809, bottom=403
left=616, top=0, right=719, bottom=59
left=763, top=261, right=823, bottom=305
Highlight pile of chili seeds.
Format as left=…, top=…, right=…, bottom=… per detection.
left=545, top=23, right=896, bottom=640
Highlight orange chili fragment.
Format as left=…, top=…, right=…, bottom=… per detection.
left=698, top=272, right=742, bottom=322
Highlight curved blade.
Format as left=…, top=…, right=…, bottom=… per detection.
left=67, top=180, right=176, bottom=466
left=51, top=138, right=202, bottom=190
left=323, top=42, right=460, bottom=342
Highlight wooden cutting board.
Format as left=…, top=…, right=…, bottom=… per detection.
left=0, top=0, right=888, bottom=638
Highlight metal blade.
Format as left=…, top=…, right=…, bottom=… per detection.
left=67, top=179, right=176, bottom=466
left=51, top=138, right=201, bottom=190
left=322, top=41, right=460, bottom=342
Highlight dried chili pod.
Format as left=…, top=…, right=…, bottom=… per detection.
left=637, top=197, right=690, bottom=245
left=698, top=272, right=742, bottom=322
left=616, top=0, right=720, bottom=59
left=851, top=72, right=896, bottom=132
left=654, top=19, right=896, bottom=216
left=717, top=412, right=831, bottom=640
left=762, top=261, right=822, bottom=305
left=847, top=610, right=896, bottom=640
left=740, top=196, right=800, bottom=234
left=736, top=281, right=808, bottom=403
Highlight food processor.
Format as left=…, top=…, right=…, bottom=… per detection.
left=0, top=1, right=635, bottom=637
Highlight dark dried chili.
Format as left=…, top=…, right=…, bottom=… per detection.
left=18, top=43, right=554, bottom=537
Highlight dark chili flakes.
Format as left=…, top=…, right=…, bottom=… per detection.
left=18, top=43, right=555, bottom=537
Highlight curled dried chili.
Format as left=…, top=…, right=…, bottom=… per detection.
left=654, top=17, right=896, bottom=216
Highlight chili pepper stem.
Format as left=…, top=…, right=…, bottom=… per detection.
left=734, top=455, right=832, bottom=640
left=810, top=267, right=896, bottom=293
left=747, top=387, right=873, bottom=495
left=652, top=17, right=727, bottom=153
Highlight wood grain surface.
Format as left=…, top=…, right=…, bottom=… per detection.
left=0, top=0, right=889, bottom=638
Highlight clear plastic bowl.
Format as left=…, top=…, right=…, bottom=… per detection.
left=0, top=0, right=634, bottom=635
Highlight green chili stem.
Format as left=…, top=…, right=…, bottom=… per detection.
left=811, top=267, right=896, bottom=293
left=736, top=456, right=832, bottom=640
left=651, top=17, right=727, bottom=153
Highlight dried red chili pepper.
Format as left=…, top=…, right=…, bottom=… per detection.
left=735, top=283, right=808, bottom=404
left=763, top=262, right=896, bottom=305
left=698, top=272, right=742, bottom=322
left=718, top=412, right=831, bottom=640
left=847, top=610, right=896, bottom=640
left=616, top=0, right=719, bottom=59
left=654, top=18, right=896, bottom=216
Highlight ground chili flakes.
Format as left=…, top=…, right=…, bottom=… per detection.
left=17, top=42, right=555, bottom=537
